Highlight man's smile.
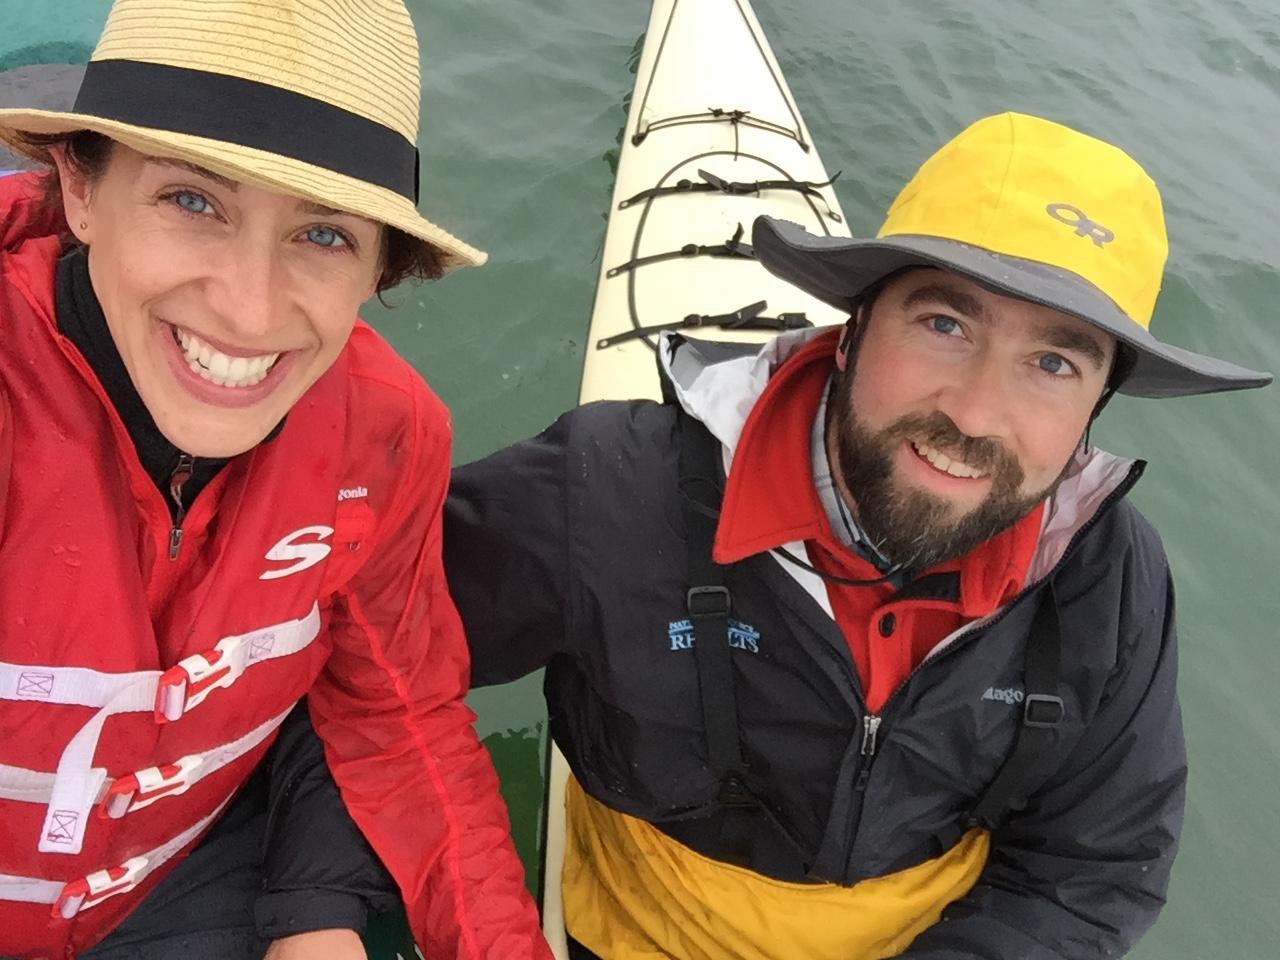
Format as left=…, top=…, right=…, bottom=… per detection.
left=908, top=439, right=989, bottom=480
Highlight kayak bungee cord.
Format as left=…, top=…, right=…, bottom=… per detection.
left=617, top=167, right=842, bottom=217
left=605, top=222, right=757, bottom=278
left=633, top=107, right=807, bottom=153
left=608, top=149, right=841, bottom=354
left=630, top=0, right=809, bottom=151
left=596, top=299, right=811, bottom=349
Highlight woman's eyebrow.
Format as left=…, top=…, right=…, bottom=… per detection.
left=144, top=157, right=238, bottom=190
left=297, top=199, right=376, bottom=226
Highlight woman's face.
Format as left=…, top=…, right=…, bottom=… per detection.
left=55, top=143, right=384, bottom=457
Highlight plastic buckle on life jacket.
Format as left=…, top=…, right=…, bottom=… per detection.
left=52, top=856, right=148, bottom=920
left=97, top=755, right=205, bottom=820
left=154, top=637, right=248, bottom=723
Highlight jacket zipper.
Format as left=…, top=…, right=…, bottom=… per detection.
left=853, top=714, right=881, bottom=792
left=835, top=461, right=1144, bottom=878
left=168, top=454, right=195, bottom=560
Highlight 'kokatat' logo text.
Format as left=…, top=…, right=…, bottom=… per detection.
left=667, top=618, right=760, bottom=654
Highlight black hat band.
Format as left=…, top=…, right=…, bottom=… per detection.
left=74, top=59, right=419, bottom=202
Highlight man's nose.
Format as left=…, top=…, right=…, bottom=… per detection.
left=933, top=360, right=1016, bottom=445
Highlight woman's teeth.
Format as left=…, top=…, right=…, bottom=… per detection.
left=174, top=328, right=280, bottom=388
left=911, top=440, right=987, bottom=479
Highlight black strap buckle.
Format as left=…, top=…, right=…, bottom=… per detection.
left=718, top=774, right=754, bottom=808
left=1023, top=694, right=1065, bottom=728
left=687, top=585, right=731, bottom=618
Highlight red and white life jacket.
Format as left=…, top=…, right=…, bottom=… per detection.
left=0, top=186, right=386, bottom=958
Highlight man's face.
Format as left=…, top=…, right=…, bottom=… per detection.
left=56, top=144, right=384, bottom=457
left=827, top=268, right=1115, bottom=569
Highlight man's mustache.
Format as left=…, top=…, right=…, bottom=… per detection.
left=884, top=412, right=1023, bottom=487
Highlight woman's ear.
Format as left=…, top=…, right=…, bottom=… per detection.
left=49, top=143, right=94, bottom=245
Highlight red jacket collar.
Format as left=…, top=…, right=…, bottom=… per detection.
left=1, top=171, right=64, bottom=253
left=712, top=329, right=1043, bottom=616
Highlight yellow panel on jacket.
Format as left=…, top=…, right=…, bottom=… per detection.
left=562, top=776, right=989, bottom=959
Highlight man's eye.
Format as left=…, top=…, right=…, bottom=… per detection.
left=306, top=226, right=348, bottom=248
left=1038, top=353, right=1075, bottom=376
left=172, top=191, right=212, bottom=215
left=929, top=315, right=960, bottom=336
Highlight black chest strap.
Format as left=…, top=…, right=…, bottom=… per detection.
left=936, top=583, right=1066, bottom=850
left=676, top=399, right=757, bottom=863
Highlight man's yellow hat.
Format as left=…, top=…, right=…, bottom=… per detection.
left=753, top=112, right=1271, bottom=398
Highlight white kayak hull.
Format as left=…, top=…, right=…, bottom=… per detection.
left=543, top=0, right=852, bottom=952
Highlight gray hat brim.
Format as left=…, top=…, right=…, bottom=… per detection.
left=753, top=216, right=1272, bottom=399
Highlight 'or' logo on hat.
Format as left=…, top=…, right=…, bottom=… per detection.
left=1045, top=203, right=1115, bottom=247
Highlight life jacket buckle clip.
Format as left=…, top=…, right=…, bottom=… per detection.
left=154, top=636, right=250, bottom=723
left=52, top=856, right=148, bottom=920
left=97, top=755, right=205, bottom=820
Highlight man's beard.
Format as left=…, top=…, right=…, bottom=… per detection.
left=828, top=379, right=1057, bottom=572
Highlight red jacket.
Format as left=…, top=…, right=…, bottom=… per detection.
left=0, top=173, right=549, bottom=960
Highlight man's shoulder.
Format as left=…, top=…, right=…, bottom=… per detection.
left=548, top=397, right=682, bottom=470
left=1084, top=493, right=1168, bottom=570
left=1058, top=492, right=1173, bottom=641
left=567, top=396, right=675, bottom=436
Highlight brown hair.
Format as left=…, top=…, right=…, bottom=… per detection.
left=13, top=129, right=446, bottom=294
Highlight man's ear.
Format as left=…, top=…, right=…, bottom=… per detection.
left=835, top=315, right=858, bottom=373
left=49, top=144, right=94, bottom=245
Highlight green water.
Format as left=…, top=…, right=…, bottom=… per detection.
left=3, top=1, right=1278, bottom=956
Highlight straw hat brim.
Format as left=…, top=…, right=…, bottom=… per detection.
left=753, top=216, right=1272, bottom=399
left=0, top=106, right=486, bottom=272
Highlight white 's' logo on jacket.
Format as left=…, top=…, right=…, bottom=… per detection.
left=259, top=525, right=335, bottom=580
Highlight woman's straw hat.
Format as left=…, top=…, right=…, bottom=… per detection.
left=0, top=0, right=485, bottom=271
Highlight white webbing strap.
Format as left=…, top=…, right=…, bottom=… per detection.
left=0, top=797, right=230, bottom=917
left=0, top=764, right=58, bottom=805
left=0, top=661, right=158, bottom=710
left=0, top=708, right=292, bottom=816
left=0, top=604, right=323, bottom=857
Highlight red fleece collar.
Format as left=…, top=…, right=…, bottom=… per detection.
left=712, top=329, right=1043, bottom=616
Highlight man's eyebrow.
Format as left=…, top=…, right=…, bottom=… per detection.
left=145, top=157, right=239, bottom=190
left=901, top=283, right=991, bottom=324
left=1036, top=322, right=1110, bottom=372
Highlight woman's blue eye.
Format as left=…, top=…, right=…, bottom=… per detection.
left=929, top=316, right=960, bottom=335
left=306, top=226, right=347, bottom=248
left=174, top=191, right=210, bottom=215
left=1039, top=353, right=1071, bottom=376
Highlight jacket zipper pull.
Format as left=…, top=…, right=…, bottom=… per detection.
left=168, top=454, right=195, bottom=560
left=860, top=714, right=882, bottom=757
left=854, top=714, right=882, bottom=793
